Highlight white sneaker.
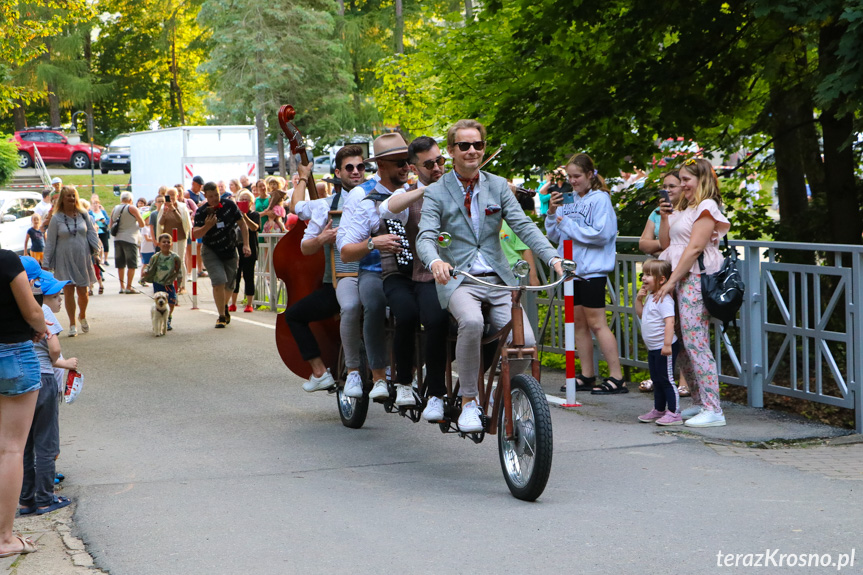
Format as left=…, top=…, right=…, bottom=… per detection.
left=395, top=384, right=416, bottom=407
left=681, top=406, right=702, bottom=420
left=344, top=371, right=363, bottom=398
left=68, top=326, right=77, bottom=337
left=684, top=409, right=726, bottom=428
left=422, top=396, right=444, bottom=421
left=79, top=318, right=89, bottom=333
left=302, top=370, right=335, bottom=392
left=457, top=400, right=484, bottom=433
left=368, top=379, right=390, bottom=400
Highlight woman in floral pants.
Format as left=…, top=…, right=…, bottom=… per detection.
left=656, top=158, right=731, bottom=428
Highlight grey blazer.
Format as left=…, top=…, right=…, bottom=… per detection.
left=417, top=170, right=558, bottom=308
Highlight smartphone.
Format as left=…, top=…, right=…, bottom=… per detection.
left=237, top=200, right=250, bottom=213
left=562, top=191, right=575, bottom=205
left=659, top=189, right=671, bottom=208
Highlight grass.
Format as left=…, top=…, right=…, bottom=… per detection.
left=59, top=173, right=132, bottom=213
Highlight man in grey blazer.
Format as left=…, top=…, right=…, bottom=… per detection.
left=416, top=119, right=563, bottom=432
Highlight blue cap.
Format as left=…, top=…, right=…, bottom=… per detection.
left=35, top=271, right=69, bottom=296
left=19, top=256, right=43, bottom=281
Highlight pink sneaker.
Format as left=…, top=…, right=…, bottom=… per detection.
left=656, top=411, right=683, bottom=426
left=638, top=409, right=665, bottom=423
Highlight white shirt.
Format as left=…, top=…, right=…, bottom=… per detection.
left=640, top=293, right=677, bottom=351
left=296, top=197, right=332, bottom=244
left=378, top=181, right=426, bottom=224
left=335, top=180, right=388, bottom=252
left=459, top=176, right=495, bottom=275
left=34, top=200, right=53, bottom=219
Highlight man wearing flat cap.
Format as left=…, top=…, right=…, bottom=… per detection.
left=337, top=133, right=412, bottom=404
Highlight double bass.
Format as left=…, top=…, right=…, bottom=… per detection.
left=273, top=105, right=341, bottom=379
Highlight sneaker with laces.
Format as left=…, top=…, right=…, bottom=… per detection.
left=215, top=316, right=227, bottom=328
left=79, top=318, right=89, bottom=333
left=243, top=305, right=253, bottom=313
left=422, top=396, right=444, bottom=421
left=68, top=326, right=77, bottom=337
left=655, top=411, right=683, bottom=426
left=395, top=384, right=416, bottom=406
left=228, top=304, right=237, bottom=312
left=343, top=371, right=363, bottom=398
left=637, top=408, right=665, bottom=423
left=303, top=370, right=335, bottom=392
left=681, top=406, right=702, bottom=420
left=457, top=400, right=484, bottom=433
left=368, top=379, right=390, bottom=400
left=684, top=409, right=726, bottom=427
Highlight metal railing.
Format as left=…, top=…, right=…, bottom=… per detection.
left=32, top=145, right=52, bottom=188
left=254, top=233, right=863, bottom=432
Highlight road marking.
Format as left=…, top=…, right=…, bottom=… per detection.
left=197, top=309, right=276, bottom=330
left=204, top=308, right=566, bottom=406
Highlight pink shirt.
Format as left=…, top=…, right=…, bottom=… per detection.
left=660, top=199, right=730, bottom=275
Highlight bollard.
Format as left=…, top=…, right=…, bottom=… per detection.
left=172, top=229, right=178, bottom=294
left=191, top=253, right=198, bottom=310
left=561, top=239, right=581, bottom=407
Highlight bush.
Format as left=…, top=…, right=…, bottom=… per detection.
left=0, top=135, right=19, bottom=187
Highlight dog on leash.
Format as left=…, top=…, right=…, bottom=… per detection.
left=151, top=292, right=170, bottom=336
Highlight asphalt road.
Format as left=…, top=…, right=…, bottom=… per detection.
left=57, top=276, right=862, bottom=575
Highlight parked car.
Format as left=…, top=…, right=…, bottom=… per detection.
left=313, top=155, right=333, bottom=174
left=100, top=134, right=131, bottom=174
left=263, top=148, right=315, bottom=176
left=0, top=191, right=42, bottom=253
left=12, top=128, right=103, bottom=169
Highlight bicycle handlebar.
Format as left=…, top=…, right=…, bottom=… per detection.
left=450, top=264, right=578, bottom=292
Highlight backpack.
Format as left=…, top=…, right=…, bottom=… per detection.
left=698, top=236, right=745, bottom=331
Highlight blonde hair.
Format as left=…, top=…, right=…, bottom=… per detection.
left=229, top=178, right=242, bottom=192
left=678, top=158, right=722, bottom=210
left=265, top=176, right=285, bottom=192
left=158, top=185, right=170, bottom=196
left=446, top=119, right=486, bottom=149
left=237, top=190, right=254, bottom=203
left=52, top=186, right=87, bottom=216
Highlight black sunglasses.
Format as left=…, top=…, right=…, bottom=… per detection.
left=453, top=141, right=486, bottom=152
left=421, top=155, right=446, bottom=171
left=380, top=158, right=409, bottom=168
left=342, top=163, right=366, bottom=173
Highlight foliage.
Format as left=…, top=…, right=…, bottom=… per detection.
left=0, top=0, right=93, bottom=113
left=92, top=0, right=210, bottom=138
left=0, top=135, right=20, bottom=186
left=199, top=0, right=353, bottom=143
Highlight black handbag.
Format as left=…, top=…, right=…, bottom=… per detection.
left=110, top=205, right=127, bottom=237
left=698, top=236, right=745, bottom=331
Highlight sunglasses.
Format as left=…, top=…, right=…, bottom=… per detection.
left=342, top=163, right=366, bottom=173
left=453, top=141, right=486, bottom=152
left=421, top=155, right=446, bottom=171
left=380, top=158, right=409, bottom=168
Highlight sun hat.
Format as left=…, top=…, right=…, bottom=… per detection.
left=19, top=256, right=44, bottom=281
left=370, top=133, right=409, bottom=162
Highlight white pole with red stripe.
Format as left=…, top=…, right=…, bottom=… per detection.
left=562, top=239, right=581, bottom=407
left=191, top=252, right=198, bottom=310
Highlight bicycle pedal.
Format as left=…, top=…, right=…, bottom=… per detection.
left=327, top=385, right=339, bottom=395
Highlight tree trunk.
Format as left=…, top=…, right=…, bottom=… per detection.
left=337, top=0, right=344, bottom=16
left=818, top=18, right=861, bottom=245
left=769, top=86, right=810, bottom=242
left=171, top=26, right=185, bottom=125
left=84, top=30, right=94, bottom=144
left=255, top=108, right=266, bottom=180
left=394, top=0, right=404, bottom=54
left=278, top=132, right=287, bottom=178
left=12, top=101, right=26, bottom=131
left=48, top=87, right=61, bottom=128
left=465, top=0, right=473, bottom=21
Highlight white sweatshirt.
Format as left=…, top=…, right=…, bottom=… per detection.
left=545, top=189, right=618, bottom=278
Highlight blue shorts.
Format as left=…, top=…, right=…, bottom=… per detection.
left=142, top=251, right=155, bottom=265
left=0, top=341, right=42, bottom=397
left=153, top=283, right=177, bottom=305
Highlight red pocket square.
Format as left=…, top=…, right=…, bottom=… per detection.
left=485, top=204, right=502, bottom=215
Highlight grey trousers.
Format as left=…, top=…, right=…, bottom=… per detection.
left=19, top=373, right=60, bottom=508
left=357, top=270, right=389, bottom=370
left=334, top=276, right=362, bottom=370
left=447, top=279, right=536, bottom=398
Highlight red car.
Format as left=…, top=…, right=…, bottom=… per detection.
left=13, top=128, right=103, bottom=170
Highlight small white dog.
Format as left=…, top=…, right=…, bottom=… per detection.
left=151, top=292, right=170, bottom=336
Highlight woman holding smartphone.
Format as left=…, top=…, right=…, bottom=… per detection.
left=156, top=188, right=192, bottom=291
left=230, top=190, right=260, bottom=313
left=546, top=153, right=627, bottom=394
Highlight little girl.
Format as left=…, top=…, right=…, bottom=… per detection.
left=24, top=214, right=44, bottom=263
left=634, top=259, right=681, bottom=425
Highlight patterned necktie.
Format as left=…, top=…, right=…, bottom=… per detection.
left=456, top=173, right=480, bottom=216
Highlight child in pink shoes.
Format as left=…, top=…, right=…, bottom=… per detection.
left=634, top=260, right=682, bottom=426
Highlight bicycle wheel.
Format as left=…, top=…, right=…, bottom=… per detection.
left=497, top=374, right=553, bottom=501
left=336, top=344, right=369, bottom=429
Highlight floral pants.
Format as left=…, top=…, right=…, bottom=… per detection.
left=676, top=274, right=722, bottom=413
